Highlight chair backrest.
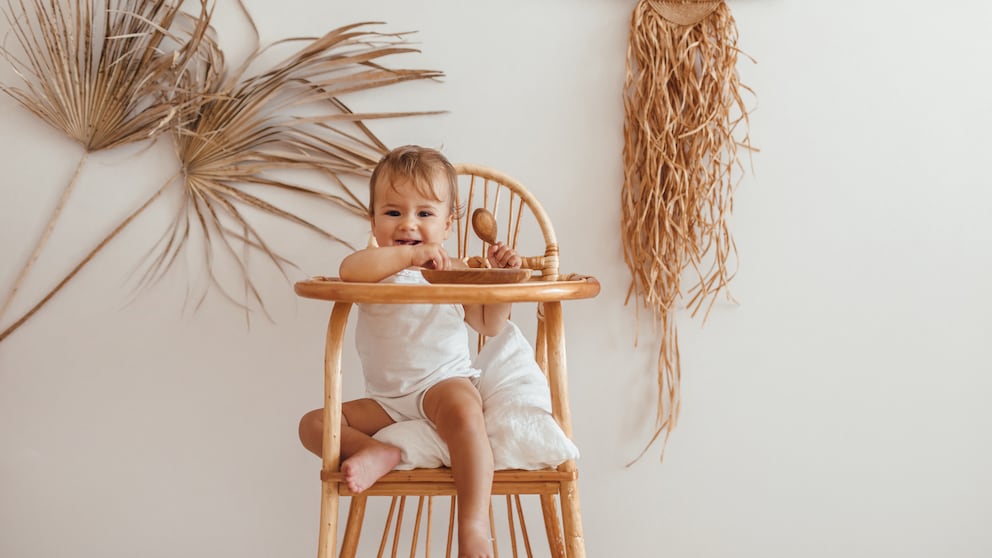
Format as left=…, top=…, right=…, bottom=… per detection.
left=452, top=164, right=559, bottom=281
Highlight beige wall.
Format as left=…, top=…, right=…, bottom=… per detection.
left=2, top=1, right=990, bottom=556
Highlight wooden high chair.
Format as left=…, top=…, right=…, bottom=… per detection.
left=295, top=164, right=600, bottom=558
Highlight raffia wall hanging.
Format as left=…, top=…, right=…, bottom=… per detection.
left=622, top=0, right=753, bottom=461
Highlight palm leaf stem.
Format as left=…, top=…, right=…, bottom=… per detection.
left=0, top=150, right=88, bottom=324
left=0, top=171, right=178, bottom=342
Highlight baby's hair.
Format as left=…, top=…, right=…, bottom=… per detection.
left=369, top=145, right=461, bottom=217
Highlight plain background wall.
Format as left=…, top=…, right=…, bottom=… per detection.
left=2, top=1, right=991, bottom=556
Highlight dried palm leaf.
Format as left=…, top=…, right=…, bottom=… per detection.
left=0, top=20, right=443, bottom=341
left=139, top=22, right=444, bottom=318
left=622, top=0, right=754, bottom=462
left=0, top=0, right=216, bottom=325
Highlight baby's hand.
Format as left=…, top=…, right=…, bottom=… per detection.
left=487, top=241, right=521, bottom=269
left=411, top=243, right=450, bottom=270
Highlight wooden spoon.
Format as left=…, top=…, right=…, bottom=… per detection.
left=471, top=208, right=498, bottom=245
left=470, top=208, right=543, bottom=270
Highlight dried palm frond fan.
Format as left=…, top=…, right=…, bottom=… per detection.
left=138, top=22, right=443, bottom=319
left=0, top=0, right=215, bottom=337
left=622, top=0, right=753, bottom=461
left=0, top=0, right=442, bottom=342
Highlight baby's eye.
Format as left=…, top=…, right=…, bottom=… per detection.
left=418, top=210, right=434, bottom=218
left=384, top=210, right=401, bottom=217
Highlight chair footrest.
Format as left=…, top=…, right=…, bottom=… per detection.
left=321, top=468, right=577, bottom=497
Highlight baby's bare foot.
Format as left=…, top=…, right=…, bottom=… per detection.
left=341, top=443, right=401, bottom=493
left=458, top=520, right=493, bottom=558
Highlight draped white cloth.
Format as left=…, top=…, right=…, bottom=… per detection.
left=374, top=321, right=579, bottom=470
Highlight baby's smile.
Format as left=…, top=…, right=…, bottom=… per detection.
left=394, top=239, right=422, bottom=246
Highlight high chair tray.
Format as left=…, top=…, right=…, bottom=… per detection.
left=296, top=275, right=600, bottom=304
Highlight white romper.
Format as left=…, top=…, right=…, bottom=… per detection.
left=355, top=269, right=480, bottom=421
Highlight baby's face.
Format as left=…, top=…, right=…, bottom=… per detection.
left=370, top=177, right=453, bottom=248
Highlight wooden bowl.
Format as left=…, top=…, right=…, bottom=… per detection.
left=421, top=268, right=531, bottom=285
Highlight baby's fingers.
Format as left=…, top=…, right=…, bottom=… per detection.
left=488, top=242, right=521, bottom=268
left=486, top=243, right=503, bottom=266
left=505, top=252, right=522, bottom=269
left=430, top=245, right=450, bottom=270
left=435, top=249, right=450, bottom=270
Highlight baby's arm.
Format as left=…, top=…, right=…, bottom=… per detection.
left=463, top=241, right=522, bottom=336
left=340, top=243, right=451, bottom=282
left=464, top=301, right=513, bottom=337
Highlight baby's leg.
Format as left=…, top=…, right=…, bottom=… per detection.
left=422, top=378, right=494, bottom=558
left=298, top=400, right=401, bottom=493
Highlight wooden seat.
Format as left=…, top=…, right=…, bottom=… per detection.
left=299, top=165, right=593, bottom=558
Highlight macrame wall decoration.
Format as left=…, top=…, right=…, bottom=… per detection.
left=622, top=0, right=753, bottom=461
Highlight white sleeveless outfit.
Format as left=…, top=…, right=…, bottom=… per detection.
left=355, top=269, right=480, bottom=421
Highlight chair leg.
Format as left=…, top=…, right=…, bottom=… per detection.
left=445, top=496, right=456, bottom=558
left=513, top=495, right=534, bottom=558
left=391, top=496, right=407, bottom=558
left=318, top=480, right=341, bottom=558
left=505, top=495, right=519, bottom=558
left=559, top=478, right=586, bottom=558
left=489, top=500, right=499, bottom=558
left=319, top=302, right=352, bottom=558
left=410, top=496, right=426, bottom=557
left=426, top=496, right=434, bottom=558
left=539, top=494, right=565, bottom=558
left=377, top=497, right=399, bottom=558
left=340, top=495, right=367, bottom=558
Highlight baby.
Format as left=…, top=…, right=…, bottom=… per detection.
left=299, top=145, right=520, bottom=558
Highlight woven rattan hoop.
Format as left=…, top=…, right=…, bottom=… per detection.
left=650, top=0, right=722, bottom=25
